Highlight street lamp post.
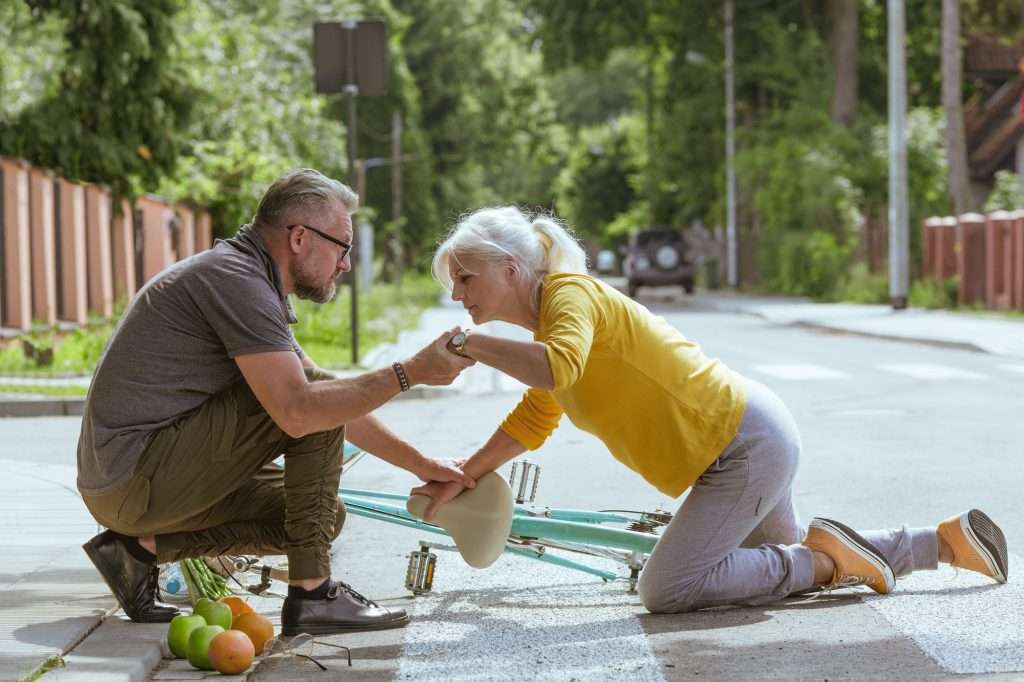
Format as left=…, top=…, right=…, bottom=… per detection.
left=888, top=0, right=909, bottom=309
left=724, top=0, right=738, bottom=289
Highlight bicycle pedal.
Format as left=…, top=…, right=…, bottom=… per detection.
left=405, top=545, right=437, bottom=595
left=509, top=459, right=541, bottom=504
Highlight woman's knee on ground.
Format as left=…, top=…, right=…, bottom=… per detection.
left=637, top=567, right=706, bottom=614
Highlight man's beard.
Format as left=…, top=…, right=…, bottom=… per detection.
left=291, top=259, right=337, bottom=303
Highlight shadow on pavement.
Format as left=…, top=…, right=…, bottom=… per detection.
left=635, top=593, right=949, bottom=680
left=12, top=613, right=105, bottom=648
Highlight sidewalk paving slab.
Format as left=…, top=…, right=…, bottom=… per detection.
left=47, top=619, right=167, bottom=682
left=0, top=459, right=115, bottom=682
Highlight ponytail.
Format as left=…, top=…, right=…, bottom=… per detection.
left=531, top=215, right=589, bottom=276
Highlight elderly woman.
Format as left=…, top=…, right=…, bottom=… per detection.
left=414, top=206, right=1008, bottom=612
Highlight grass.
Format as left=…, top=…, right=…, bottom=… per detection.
left=294, top=274, right=443, bottom=368
left=0, top=383, right=88, bottom=397
left=0, top=319, right=117, bottom=377
left=21, top=654, right=65, bottom=681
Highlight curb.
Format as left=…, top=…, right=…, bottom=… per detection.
left=48, top=616, right=168, bottom=682
left=0, top=396, right=84, bottom=418
left=785, top=320, right=989, bottom=356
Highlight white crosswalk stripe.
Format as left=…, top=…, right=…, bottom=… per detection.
left=876, top=363, right=989, bottom=381
left=750, top=364, right=850, bottom=381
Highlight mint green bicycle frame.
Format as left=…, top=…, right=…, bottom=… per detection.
left=339, top=488, right=659, bottom=582
left=338, top=443, right=663, bottom=585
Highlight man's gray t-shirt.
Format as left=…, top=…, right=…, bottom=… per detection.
left=77, top=226, right=303, bottom=495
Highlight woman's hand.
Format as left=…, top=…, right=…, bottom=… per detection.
left=409, top=480, right=467, bottom=522
left=413, top=456, right=476, bottom=488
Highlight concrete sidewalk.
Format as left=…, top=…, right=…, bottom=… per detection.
left=0, top=458, right=115, bottom=681
left=695, top=291, right=1024, bottom=359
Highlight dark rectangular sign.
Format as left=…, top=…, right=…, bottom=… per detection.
left=313, top=20, right=389, bottom=96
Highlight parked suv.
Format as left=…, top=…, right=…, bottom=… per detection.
left=623, top=228, right=696, bottom=298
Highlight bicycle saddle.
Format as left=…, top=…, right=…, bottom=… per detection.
left=406, top=472, right=514, bottom=569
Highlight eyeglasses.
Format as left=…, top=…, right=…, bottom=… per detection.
left=286, top=224, right=352, bottom=260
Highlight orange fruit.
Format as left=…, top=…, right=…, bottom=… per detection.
left=233, top=612, right=274, bottom=656
left=218, top=595, right=255, bottom=622
left=208, top=630, right=255, bottom=674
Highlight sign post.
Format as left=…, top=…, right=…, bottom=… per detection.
left=313, top=19, right=389, bottom=364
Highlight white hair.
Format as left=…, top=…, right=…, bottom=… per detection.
left=432, top=207, right=589, bottom=299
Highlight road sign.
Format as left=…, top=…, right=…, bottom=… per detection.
left=313, top=20, right=388, bottom=96
left=312, top=18, right=389, bottom=365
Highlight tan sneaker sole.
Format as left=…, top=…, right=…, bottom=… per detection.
left=805, top=518, right=896, bottom=594
left=938, top=509, right=1008, bottom=583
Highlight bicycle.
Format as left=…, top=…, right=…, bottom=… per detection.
left=214, top=443, right=670, bottom=599
left=338, top=443, right=671, bottom=595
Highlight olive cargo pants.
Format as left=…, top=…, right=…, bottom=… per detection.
left=81, top=370, right=346, bottom=580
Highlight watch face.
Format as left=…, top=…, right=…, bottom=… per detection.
left=452, top=332, right=466, bottom=346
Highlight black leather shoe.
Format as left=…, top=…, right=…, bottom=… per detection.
left=82, top=530, right=179, bottom=623
left=281, top=580, right=409, bottom=635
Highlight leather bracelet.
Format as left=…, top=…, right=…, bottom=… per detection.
left=392, top=362, right=410, bottom=392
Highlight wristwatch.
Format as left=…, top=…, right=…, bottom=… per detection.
left=447, top=329, right=472, bottom=357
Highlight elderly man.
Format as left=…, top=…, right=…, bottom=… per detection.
left=77, top=168, right=474, bottom=635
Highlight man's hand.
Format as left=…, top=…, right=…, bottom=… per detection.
left=403, top=327, right=475, bottom=386
left=413, top=457, right=476, bottom=488
left=409, top=480, right=466, bottom=522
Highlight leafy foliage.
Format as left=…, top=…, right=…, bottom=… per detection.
left=984, top=170, right=1024, bottom=211
left=0, top=0, right=196, bottom=195
left=2, top=0, right=1019, bottom=306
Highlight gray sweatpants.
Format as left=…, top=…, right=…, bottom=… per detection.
left=637, top=377, right=939, bottom=613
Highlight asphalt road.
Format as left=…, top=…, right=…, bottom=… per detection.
left=5, top=293, right=1022, bottom=680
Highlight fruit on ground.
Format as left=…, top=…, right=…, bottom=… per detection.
left=187, top=624, right=225, bottom=670
left=218, top=595, right=255, bottom=622
left=166, top=614, right=206, bottom=659
left=208, top=630, right=255, bottom=674
left=232, top=612, right=274, bottom=655
left=194, top=599, right=233, bottom=630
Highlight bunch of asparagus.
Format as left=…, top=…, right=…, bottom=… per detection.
left=178, top=558, right=233, bottom=604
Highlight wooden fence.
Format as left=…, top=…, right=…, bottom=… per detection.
left=0, top=156, right=212, bottom=331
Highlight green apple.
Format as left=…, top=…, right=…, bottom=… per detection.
left=194, top=599, right=233, bottom=630
left=167, top=614, right=206, bottom=659
left=187, top=624, right=225, bottom=670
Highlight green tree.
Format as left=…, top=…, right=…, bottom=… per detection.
left=0, top=0, right=196, bottom=195
left=393, top=0, right=563, bottom=237
left=555, top=115, right=642, bottom=239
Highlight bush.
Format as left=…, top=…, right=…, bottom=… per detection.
left=769, top=230, right=854, bottom=299
left=984, top=170, right=1024, bottom=212
left=909, top=276, right=959, bottom=309
left=834, top=262, right=889, bottom=304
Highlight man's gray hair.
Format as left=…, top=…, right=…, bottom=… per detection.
left=253, top=168, right=358, bottom=229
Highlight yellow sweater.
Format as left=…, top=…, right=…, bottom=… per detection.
left=500, top=273, right=746, bottom=498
